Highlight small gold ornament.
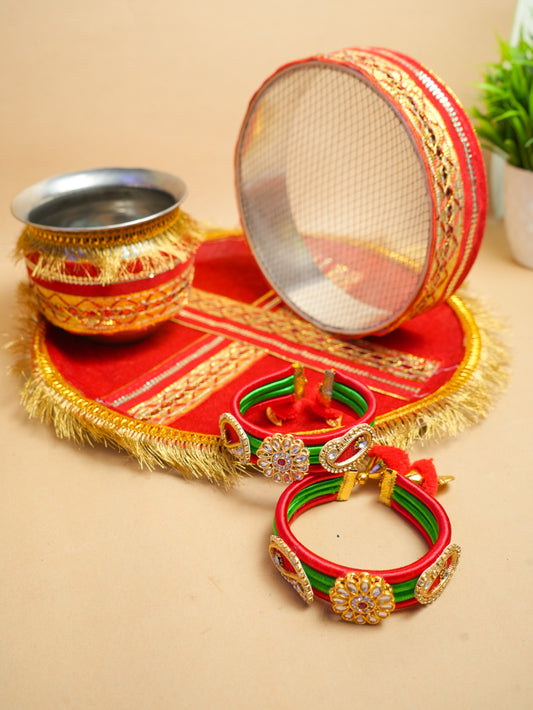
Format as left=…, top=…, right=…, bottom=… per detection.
left=414, top=543, right=461, bottom=604
left=218, top=412, right=251, bottom=464
left=319, top=423, right=374, bottom=475
left=329, top=571, right=395, bottom=624
left=269, top=535, right=314, bottom=604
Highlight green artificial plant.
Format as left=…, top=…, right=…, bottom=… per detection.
left=472, top=36, right=533, bottom=171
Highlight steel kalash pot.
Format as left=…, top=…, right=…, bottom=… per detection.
left=12, top=167, right=202, bottom=341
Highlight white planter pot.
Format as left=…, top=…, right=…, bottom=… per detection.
left=503, top=162, right=533, bottom=268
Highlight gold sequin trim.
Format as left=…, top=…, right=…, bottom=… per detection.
left=106, top=335, right=226, bottom=407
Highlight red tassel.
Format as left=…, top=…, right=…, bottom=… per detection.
left=266, top=363, right=309, bottom=426
left=266, top=399, right=305, bottom=426
left=409, top=458, right=438, bottom=496
left=368, top=446, right=439, bottom=496
left=309, top=398, right=344, bottom=427
left=368, top=445, right=411, bottom=476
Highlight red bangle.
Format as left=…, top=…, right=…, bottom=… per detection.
left=219, top=364, right=376, bottom=483
left=269, top=431, right=461, bottom=624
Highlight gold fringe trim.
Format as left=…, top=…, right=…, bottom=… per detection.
left=7, top=281, right=509, bottom=484
left=15, top=210, right=206, bottom=287
left=5, top=282, right=41, bottom=378
left=8, top=285, right=246, bottom=488
left=373, top=291, right=510, bottom=447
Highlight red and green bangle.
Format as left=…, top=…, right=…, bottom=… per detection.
left=219, top=364, right=376, bottom=483
left=269, top=441, right=460, bottom=624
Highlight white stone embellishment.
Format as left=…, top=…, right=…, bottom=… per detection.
left=218, top=412, right=251, bottom=464
left=319, top=423, right=375, bottom=474
left=268, top=535, right=314, bottom=604
left=329, top=571, right=395, bottom=624
left=256, top=433, right=310, bottom=483
left=414, top=542, right=461, bottom=605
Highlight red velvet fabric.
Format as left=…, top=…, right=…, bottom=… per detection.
left=41, top=235, right=467, bottom=438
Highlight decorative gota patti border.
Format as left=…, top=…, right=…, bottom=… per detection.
left=326, top=48, right=466, bottom=311
left=30, top=263, right=194, bottom=336
left=12, top=281, right=509, bottom=486
left=128, top=341, right=266, bottom=424
left=176, top=293, right=426, bottom=402
left=183, top=288, right=437, bottom=384
left=372, top=47, right=483, bottom=300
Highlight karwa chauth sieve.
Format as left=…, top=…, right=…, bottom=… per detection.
left=235, top=47, right=487, bottom=337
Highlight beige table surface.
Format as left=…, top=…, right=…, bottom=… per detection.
left=1, top=2, right=531, bottom=709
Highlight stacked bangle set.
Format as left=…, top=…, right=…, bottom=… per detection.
left=219, top=363, right=376, bottom=483
left=220, top=364, right=461, bottom=625
left=270, top=467, right=460, bottom=624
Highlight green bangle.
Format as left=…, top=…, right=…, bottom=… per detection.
left=219, top=364, right=377, bottom=483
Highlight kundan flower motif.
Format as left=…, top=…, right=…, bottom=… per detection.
left=329, top=571, right=395, bottom=624
left=256, top=433, right=310, bottom=483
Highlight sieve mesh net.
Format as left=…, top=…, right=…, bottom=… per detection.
left=236, top=62, right=433, bottom=336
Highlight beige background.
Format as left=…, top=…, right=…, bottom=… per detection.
left=1, top=1, right=531, bottom=709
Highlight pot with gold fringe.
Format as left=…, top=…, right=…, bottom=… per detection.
left=12, top=168, right=203, bottom=341
left=235, top=47, right=487, bottom=337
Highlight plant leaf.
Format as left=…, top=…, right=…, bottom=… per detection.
left=471, top=34, right=533, bottom=168
left=494, top=109, right=521, bottom=121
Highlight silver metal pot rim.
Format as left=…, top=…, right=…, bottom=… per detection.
left=11, top=167, right=188, bottom=232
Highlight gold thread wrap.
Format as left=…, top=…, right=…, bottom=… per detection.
left=379, top=470, right=397, bottom=506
